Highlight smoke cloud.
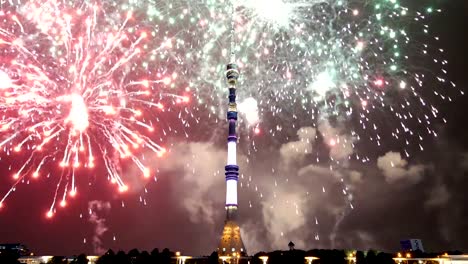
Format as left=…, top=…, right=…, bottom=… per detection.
left=88, top=200, right=111, bottom=255
left=157, top=142, right=229, bottom=225
left=462, top=153, right=468, bottom=171
left=121, top=125, right=466, bottom=254
left=243, top=125, right=356, bottom=251
left=349, top=171, right=363, bottom=184
left=317, top=119, right=355, bottom=162
left=142, top=129, right=353, bottom=252
left=377, top=151, right=425, bottom=184
left=425, top=184, right=450, bottom=208
left=279, top=127, right=316, bottom=166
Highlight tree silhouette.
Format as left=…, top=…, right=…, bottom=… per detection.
left=128, top=248, right=140, bottom=264
left=47, top=256, right=67, bottom=264
left=45, top=246, right=467, bottom=264
left=251, top=252, right=268, bottom=264
left=207, top=251, right=218, bottom=264
left=96, top=249, right=115, bottom=264
left=160, top=248, right=174, bottom=264
left=115, top=250, right=130, bottom=264
left=356, top=251, right=366, bottom=264
left=0, top=250, right=21, bottom=264
left=376, top=252, right=395, bottom=264
left=308, top=249, right=346, bottom=264
left=365, top=250, right=377, bottom=264
left=135, top=251, right=151, bottom=264
left=70, top=254, right=88, bottom=264
left=150, top=248, right=160, bottom=264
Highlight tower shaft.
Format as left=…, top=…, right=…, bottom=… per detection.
left=218, top=63, right=246, bottom=258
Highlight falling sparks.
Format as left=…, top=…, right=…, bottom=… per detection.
left=0, top=0, right=190, bottom=214
left=0, top=0, right=458, bottom=219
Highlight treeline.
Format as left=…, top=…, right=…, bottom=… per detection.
left=0, top=248, right=177, bottom=264
left=0, top=247, right=465, bottom=264
left=250, top=249, right=394, bottom=264
left=0, top=250, right=21, bottom=264
left=249, top=249, right=464, bottom=264
left=96, top=248, right=175, bottom=264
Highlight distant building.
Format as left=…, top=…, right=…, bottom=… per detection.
left=18, top=256, right=99, bottom=264
left=443, top=255, right=468, bottom=264
left=394, top=254, right=468, bottom=264
left=18, top=256, right=51, bottom=264
left=400, top=239, right=424, bottom=252
left=288, top=241, right=295, bottom=251
left=0, top=244, right=29, bottom=256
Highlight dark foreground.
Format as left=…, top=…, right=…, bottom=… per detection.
left=0, top=247, right=465, bottom=264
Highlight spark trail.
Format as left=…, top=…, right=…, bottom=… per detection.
left=190, top=0, right=459, bottom=165
left=0, top=0, right=460, bottom=218
left=0, top=0, right=190, bottom=216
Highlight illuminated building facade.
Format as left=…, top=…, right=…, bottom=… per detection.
left=394, top=254, right=468, bottom=264
left=18, top=256, right=99, bottom=264
left=0, top=244, right=29, bottom=256
left=217, top=62, right=246, bottom=259
left=400, top=239, right=424, bottom=252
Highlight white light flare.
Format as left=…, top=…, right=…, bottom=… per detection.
left=66, top=94, right=90, bottom=133
left=238, top=97, right=260, bottom=126
left=0, top=70, right=12, bottom=89
left=238, top=0, right=294, bottom=28
left=309, top=71, right=336, bottom=100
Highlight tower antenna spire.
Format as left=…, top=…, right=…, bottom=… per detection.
left=229, top=1, right=236, bottom=64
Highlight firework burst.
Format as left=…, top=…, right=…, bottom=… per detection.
left=0, top=0, right=190, bottom=216
left=0, top=0, right=460, bottom=218
left=192, top=0, right=460, bottom=161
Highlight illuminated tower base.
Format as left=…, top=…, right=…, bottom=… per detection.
left=218, top=207, right=246, bottom=259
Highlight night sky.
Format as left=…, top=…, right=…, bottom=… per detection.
left=1, top=0, right=468, bottom=257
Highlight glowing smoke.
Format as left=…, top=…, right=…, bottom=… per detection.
left=88, top=200, right=111, bottom=255
left=377, top=151, right=426, bottom=184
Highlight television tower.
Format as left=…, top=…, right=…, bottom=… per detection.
left=217, top=10, right=246, bottom=257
